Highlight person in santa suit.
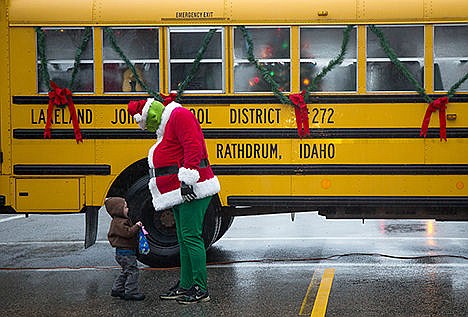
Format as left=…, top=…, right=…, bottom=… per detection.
left=127, top=95, right=220, bottom=304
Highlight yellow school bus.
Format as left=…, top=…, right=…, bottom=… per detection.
left=1, top=0, right=467, bottom=266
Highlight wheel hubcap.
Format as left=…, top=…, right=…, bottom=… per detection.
left=159, top=209, right=175, bottom=228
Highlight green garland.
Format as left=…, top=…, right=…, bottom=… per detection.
left=175, top=28, right=217, bottom=102
left=239, top=25, right=354, bottom=105
left=103, top=27, right=162, bottom=102
left=35, top=27, right=50, bottom=89
left=69, top=28, right=92, bottom=90
left=369, top=25, right=431, bottom=103
left=239, top=26, right=292, bottom=105
left=38, top=25, right=468, bottom=113
left=305, top=25, right=353, bottom=102
left=40, top=25, right=349, bottom=107
left=447, top=70, right=468, bottom=99
left=35, top=27, right=92, bottom=91
left=369, top=25, right=468, bottom=102
left=103, top=27, right=217, bottom=103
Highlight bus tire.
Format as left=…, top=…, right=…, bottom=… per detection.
left=212, top=199, right=234, bottom=242
left=216, top=215, right=234, bottom=242
left=126, top=175, right=222, bottom=268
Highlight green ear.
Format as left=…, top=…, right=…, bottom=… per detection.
left=145, top=101, right=164, bottom=132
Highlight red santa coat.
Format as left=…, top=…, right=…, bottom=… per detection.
left=147, top=101, right=220, bottom=211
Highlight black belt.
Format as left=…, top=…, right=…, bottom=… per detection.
left=149, top=159, right=209, bottom=178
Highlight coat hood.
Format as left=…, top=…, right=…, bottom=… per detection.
left=105, top=197, right=126, bottom=218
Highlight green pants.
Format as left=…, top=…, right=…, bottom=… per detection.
left=172, top=196, right=212, bottom=291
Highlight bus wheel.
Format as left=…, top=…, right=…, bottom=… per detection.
left=210, top=196, right=234, bottom=243
left=126, top=176, right=222, bottom=267
left=214, top=214, right=234, bottom=243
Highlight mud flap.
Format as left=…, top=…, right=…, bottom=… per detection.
left=85, top=206, right=99, bottom=248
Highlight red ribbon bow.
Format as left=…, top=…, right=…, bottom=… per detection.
left=289, top=91, right=310, bottom=138
left=160, top=92, right=178, bottom=106
left=420, top=96, right=448, bottom=141
left=44, top=81, right=82, bottom=143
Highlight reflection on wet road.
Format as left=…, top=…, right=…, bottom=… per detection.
left=0, top=212, right=466, bottom=316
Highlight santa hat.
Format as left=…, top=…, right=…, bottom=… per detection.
left=128, top=98, right=165, bottom=132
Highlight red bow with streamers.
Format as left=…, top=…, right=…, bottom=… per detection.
left=289, top=91, right=310, bottom=138
left=44, top=81, right=82, bottom=143
left=420, top=96, right=449, bottom=141
left=160, top=92, right=177, bottom=106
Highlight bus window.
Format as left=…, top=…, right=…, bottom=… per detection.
left=169, top=27, right=224, bottom=93
left=300, top=26, right=357, bottom=92
left=37, top=28, right=94, bottom=93
left=103, top=27, right=159, bottom=93
left=366, top=26, right=424, bottom=91
left=434, top=24, right=468, bottom=92
left=234, top=27, right=290, bottom=92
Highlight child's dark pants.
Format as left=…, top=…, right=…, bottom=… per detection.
left=112, top=249, right=140, bottom=295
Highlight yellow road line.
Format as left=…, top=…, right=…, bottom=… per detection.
left=299, top=270, right=319, bottom=315
left=311, top=268, right=335, bottom=317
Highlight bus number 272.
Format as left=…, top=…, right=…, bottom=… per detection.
left=310, top=107, right=334, bottom=124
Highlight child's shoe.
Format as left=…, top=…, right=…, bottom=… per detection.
left=124, top=293, right=146, bottom=301
left=110, top=290, right=124, bottom=299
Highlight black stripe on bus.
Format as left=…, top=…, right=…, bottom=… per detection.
left=224, top=196, right=468, bottom=218
left=211, top=164, right=468, bottom=175
left=14, top=164, right=111, bottom=175
left=12, top=94, right=468, bottom=105
left=226, top=196, right=468, bottom=208
left=12, top=127, right=468, bottom=139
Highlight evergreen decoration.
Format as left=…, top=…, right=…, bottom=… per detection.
left=370, top=25, right=468, bottom=102
left=35, top=27, right=50, bottom=90
left=369, top=24, right=468, bottom=140
left=239, top=25, right=353, bottom=137
left=447, top=72, right=468, bottom=99
left=69, top=27, right=92, bottom=90
left=35, top=27, right=91, bottom=143
left=35, top=27, right=92, bottom=91
left=239, top=25, right=354, bottom=105
left=304, top=25, right=353, bottom=102
left=239, top=26, right=292, bottom=106
left=175, top=28, right=217, bottom=102
left=36, top=24, right=468, bottom=140
left=368, top=25, right=431, bottom=103
left=103, top=27, right=217, bottom=104
left=103, top=27, right=163, bottom=102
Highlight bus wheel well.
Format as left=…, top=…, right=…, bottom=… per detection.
left=107, top=158, right=148, bottom=198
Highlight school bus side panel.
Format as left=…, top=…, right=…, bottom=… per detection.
left=0, top=0, right=11, bottom=210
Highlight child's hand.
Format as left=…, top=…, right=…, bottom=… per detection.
left=136, top=221, right=143, bottom=227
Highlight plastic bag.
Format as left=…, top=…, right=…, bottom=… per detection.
left=138, top=226, right=150, bottom=255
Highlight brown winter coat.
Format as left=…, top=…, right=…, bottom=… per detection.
left=105, top=197, right=139, bottom=249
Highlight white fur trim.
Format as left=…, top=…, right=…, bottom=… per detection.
left=194, top=176, right=221, bottom=199
left=149, top=176, right=221, bottom=211
left=148, top=177, right=163, bottom=210
left=146, top=102, right=181, bottom=180
left=147, top=142, right=158, bottom=168
left=138, top=98, right=154, bottom=130
left=178, top=167, right=200, bottom=185
left=156, top=101, right=181, bottom=139
left=133, top=113, right=142, bottom=123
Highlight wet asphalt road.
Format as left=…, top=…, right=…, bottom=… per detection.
left=0, top=211, right=467, bottom=317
